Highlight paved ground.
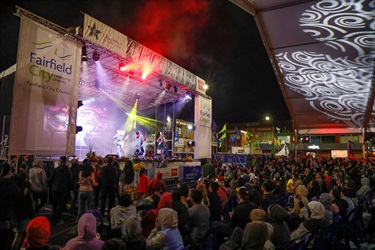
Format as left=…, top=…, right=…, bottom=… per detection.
left=37, top=207, right=79, bottom=247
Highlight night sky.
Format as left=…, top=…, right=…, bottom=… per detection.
left=0, top=0, right=291, bottom=124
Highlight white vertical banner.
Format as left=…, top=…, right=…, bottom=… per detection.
left=83, top=14, right=128, bottom=57
left=194, top=95, right=212, bottom=159
left=9, top=16, right=81, bottom=155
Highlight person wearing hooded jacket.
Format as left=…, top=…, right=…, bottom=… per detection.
left=290, top=201, right=325, bottom=243
left=356, top=177, right=370, bottom=200
left=268, top=204, right=291, bottom=250
left=146, top=208, right=184, bottom=250
left=142, top=192, right=173, bottom=238
left=121, top=215, right=146, bottom=250
left=63, top=213, right=104, bottom=250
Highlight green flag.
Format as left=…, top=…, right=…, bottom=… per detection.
left=219, top=123, right=226, bottom=134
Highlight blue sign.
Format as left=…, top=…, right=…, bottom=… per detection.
left=214, top=154, right=247, bottom=164
left=181, top=165, right=202, bottom=183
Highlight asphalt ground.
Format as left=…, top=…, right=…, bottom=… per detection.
left=37, top=207, right=80, bottom=247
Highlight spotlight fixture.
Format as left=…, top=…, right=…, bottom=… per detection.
left=135, top=93, right=141, bottom=100
left=164, top=83, right=172, bottom=91
left=93, top=51, right=100, bottom=61
left=119, top=63, right=126, bottom=72
left=81, top=45, right=87, bottom=62
left=173, top=85, right=178, bottom=93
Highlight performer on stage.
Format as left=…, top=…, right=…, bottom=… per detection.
left=156, top=132, right=168, bottom=157
left=113, top=129, right=127, bottom=157
left=134, top=131, right=146, bottom=158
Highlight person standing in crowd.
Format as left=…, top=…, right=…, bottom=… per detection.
left=188, top=189, right=211, bottom=247
left=138, top=167, right=149, bottom=202
left=69, top=158, right=81, bottom=215
left=119, top=160, right=139, bottom=203
left=93, top=159, right=103, bottom=209
left=133, top=158, right=142, bottom=172
left=12, top=166, right=35, bottom=250
left=213, top=155, right=223, bottom=176
left=29, top=159, right=48, bottom=214
left=48, top=156, right=72, bottom=225
left=0, top=163, right=23, bottom=250
left=100, top=157, right=117, bottom=221
left=77, top=163, right=98, bottom=219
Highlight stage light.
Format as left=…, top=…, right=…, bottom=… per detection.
left=135, top=93, right=141, bottom=100
left=173, top=85, right=178, bottom=93
left=184, top=91, right=193, bottom=103
left=76, top=126, right=83, bottom=134
left=119, top=63, right=126, bottom=72
left=164, top=83, right=172, bottom=91
left=81, top=45, right=87, bottom=62
left=187, top=124, right=195, bottom=130
left=78, top=100, right=83, bottom=108
left=93, top=51, right=100, bottom=61
left=187, top=140, right=195, bottom=147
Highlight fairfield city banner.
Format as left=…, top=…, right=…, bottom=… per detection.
left=9, top=16, right=81, bottom=155
left=194, top=95, right=212, bottom=159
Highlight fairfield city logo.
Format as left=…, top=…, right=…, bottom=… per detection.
left=87, top=23, right=101, bottom=40
left=29, top=41, right=73, bottom=82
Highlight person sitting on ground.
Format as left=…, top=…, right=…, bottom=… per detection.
left=207, top=181, right=222, bottom=221
left=250, top=209, right=275, bottom=250
left=137, top=193, right=160, bottom=219
left=179, top=183, right=193, bottom=208
left=171, top=188, right=191, bottom=246
left=63, top=213, right=104, bottom=250
left=188, top=189, right=211, bottom=247
left=267, top=204, right=291, bottom=250
left=219, top=227, right=243, bottom=250
left=319, top=193, right=334, bottom=228
left=142, top=192, right=172, bottom=238
left=146, top=208, right=184, bottom=250
left=290, top=185, right=309, bottom=220
left=110, top=194, right=137, bottom=237
left=241, top=221, right=269, bottom=250
left=101, top=238, right=126, bottom=250
left=121, top=216, right=146, bottom=250
left=231, top=186, right=258, bottom=230
left=149, top=172, right=166, bottom=195
left=290, top=201, right=325, bottom=243
left=21, top=216, right=61, bottom=250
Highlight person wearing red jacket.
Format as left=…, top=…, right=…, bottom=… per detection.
left=138, top=168, right=149, bottom=203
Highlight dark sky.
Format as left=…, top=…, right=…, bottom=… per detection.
left=0, top=0, right=291, bottom=124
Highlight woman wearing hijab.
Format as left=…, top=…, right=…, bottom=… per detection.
left=290, top=201, right=325, bottom=243
left=121, top=216, right=146, bottom=250
left=142, top=192, right=173, bottom=238
left=146, top=208, right=184, bottom=250
left=63, top=213, right=104, bottom=250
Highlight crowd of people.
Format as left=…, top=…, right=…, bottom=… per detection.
left=0, top=153, right=375, bottom=250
